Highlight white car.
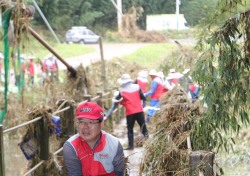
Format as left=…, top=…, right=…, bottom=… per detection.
left=65, top=26, right=99, bottom=44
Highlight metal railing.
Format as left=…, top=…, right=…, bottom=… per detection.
left=0, top=90, right=125, bottom=176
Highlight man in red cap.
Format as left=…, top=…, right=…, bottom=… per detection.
left=63, top=101, right=126, bottom=176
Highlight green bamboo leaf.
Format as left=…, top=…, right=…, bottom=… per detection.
left=231, top=137, right=235, bottom=144
left=224, top=142, right=228, bottom=152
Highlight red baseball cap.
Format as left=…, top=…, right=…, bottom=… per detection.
left=76, top=102, right=104, bottom=120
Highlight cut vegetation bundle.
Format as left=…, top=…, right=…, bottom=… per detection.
left=140, top=87, right=202, bottom=176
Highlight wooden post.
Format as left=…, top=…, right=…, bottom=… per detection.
left=0, top=125, right=5, bottom=176
left=59, top=100, right=75, bottom=136
left=68, top=103, right=75, bottom=135
left=98, top=37, right=107, bottom=91
left=97, top=92, right=103, bottom=108
left=108, top=90, right=114, bottom=129
left=187, top=136, right=192, bottom=152
left=39, top=117, right=49, bottom=160
left=189, top=150, right=215, bottom=176
left=108, top=89, right=113, bottom=109
left=84, top=95, right=92, bottom=102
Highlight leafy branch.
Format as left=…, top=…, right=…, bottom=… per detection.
left=192, top=7, right=250, bottom=152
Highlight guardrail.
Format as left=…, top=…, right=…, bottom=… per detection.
left=0, top=90, right=125, bottom=176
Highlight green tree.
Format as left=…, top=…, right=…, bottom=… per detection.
left=191, top=0, right=250, bottom=151
left=30, top=0, right=104, bottom=30
left=181, top=0, right=218, bottom=26
left=92, top=0, right=117, bottom=32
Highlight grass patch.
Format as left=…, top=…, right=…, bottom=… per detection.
left=161, top=28, right=196, bottom=39
left=121, top=43, right=177, bottom=68
left=23, top=37, right=95, bottom=59
left=1, top=33, right=95, bottom=60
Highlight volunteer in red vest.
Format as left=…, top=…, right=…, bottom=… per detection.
left=166, top=68, right=183, bottom=86
left=134, top=70, right=148, bottom=93
left=63, top=101, right=126, bottom=176
left=188, top=83, right=200, bottom=103
left=105, top=73, right=148, bottom=150
left=144, top=70, right=164, bottom=123
left=43, top=54, right=57, bottom=72
left=27, top=56, right=35, bottom=85
left=158, top=71, right=170, bottom=94
left=43, top=54, right=58, bottom=82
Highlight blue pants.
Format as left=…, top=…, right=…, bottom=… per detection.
left=147, top=99, right=159, bottom=117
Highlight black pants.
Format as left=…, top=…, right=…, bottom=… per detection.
left=126, top=112, right=148, bottom=147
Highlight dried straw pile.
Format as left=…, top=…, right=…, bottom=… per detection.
left=89, top=58, right=145, bottom=91
left=65, top=64, right=94, bottom=102
left=140, top=87, right=202, bottom=176
left=19, top=104, right=64, bottom=175
left=121, top=6, right=166, bottom=43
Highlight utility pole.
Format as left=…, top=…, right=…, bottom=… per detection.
left=31, top=0, right=61, bottom=43
left=176, top=0, right=180, bottom=30
left=109, top=0, right=123, bottom=32
left=117, top=0, right=122, bottom=32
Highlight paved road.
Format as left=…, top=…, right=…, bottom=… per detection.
left=57, top=43, right=150, bottom=70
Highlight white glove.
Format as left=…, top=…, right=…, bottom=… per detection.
left=104, top=116, right=108, bottom=121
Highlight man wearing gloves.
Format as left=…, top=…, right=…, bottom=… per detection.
left=144, top=70, right=164, bottom=123
left=105, top=73, right=148, bottom=150
left=63, top=101, right=126, bottom=176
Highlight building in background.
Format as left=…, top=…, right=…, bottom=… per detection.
left=146, top=14, right=188, bottom=31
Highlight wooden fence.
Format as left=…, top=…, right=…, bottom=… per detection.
left=0, top=90, right=125, bottom=176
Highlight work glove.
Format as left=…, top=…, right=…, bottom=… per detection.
left=104, top=116, right=108, bottom=121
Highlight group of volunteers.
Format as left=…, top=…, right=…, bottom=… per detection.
left=0, top=53, right=59, bottom=87
left=17, top=54, right=35, bottom=86
left=39, top=53, right=59, bottom=86
left=62, top=68, right=200, bottom=176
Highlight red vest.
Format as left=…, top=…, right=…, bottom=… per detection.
left=136, top=78, right=148, bottom=93
left=150, top=77, right=164, bottom=100
left=189, top=84, right=196, bottom=92
left=120, top=83, right=143, bottom=116
left=68, top=132, right=119, bottom=176
left=21, top=63, right=26, bottom=72
left=28, top=62, right=35, bottom=75
left=162, top=87, right=168, bottom=94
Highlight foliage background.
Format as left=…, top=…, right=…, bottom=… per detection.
left=25, top=0, right=242, bottom=35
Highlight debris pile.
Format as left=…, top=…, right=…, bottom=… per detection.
left=90, top=58, right=145, bottom=91
left=65, top=64, right=94, bottom=102
left=121, top=6, right=166, bottom=43
left=19, top=104, right=64, bottom=175
left=140, top=87, right=202, bottom=176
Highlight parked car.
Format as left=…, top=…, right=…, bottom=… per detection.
left=65, top=26, right=99, bottom=44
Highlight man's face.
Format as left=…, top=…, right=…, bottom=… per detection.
left=77, top=118, right=102, bottom=144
